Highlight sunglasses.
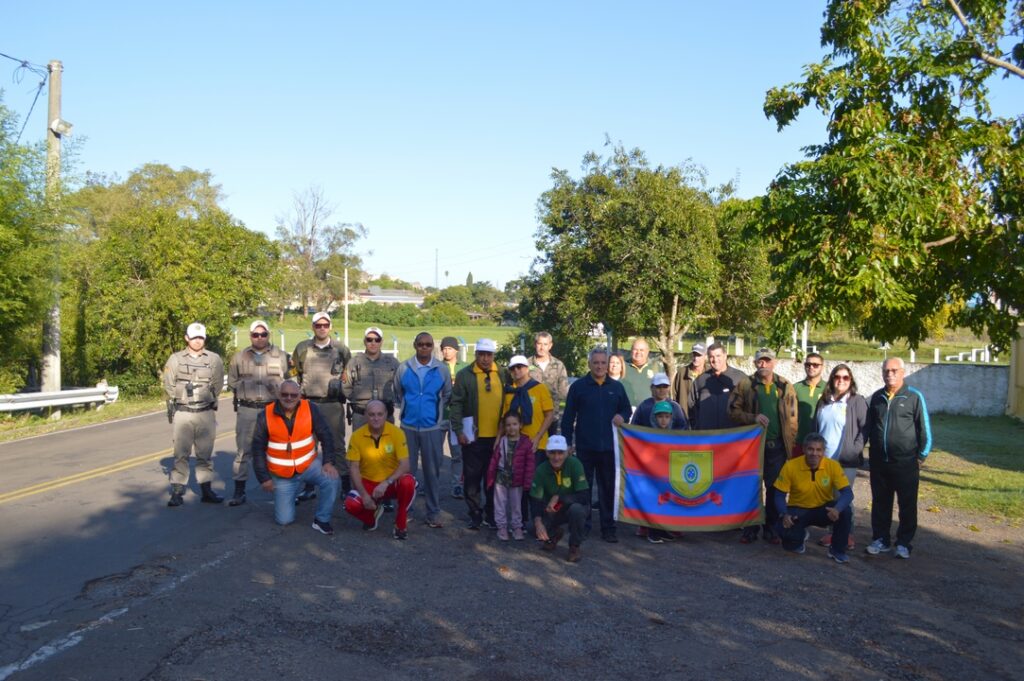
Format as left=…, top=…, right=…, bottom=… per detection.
left=365, top=336, right=382, bottom=343
left=834, top=375, right=851, bottom=382
left=279, top=392, right=300, bottom=399
left=251, top=332, right=268, bottom=338
left=416, top=342, right=434, bottom=348
left=484, top=375, right=492, bottom=392
left=313, top=323, right=330, bottom=329
left=804, top=362, right=823, bottom=367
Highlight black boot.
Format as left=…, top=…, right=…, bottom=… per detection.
left=227, top=480, right=246, bottom=506
left=167, top=484, right=185, bottom=507
left=200, top=482, right=223, bottom=504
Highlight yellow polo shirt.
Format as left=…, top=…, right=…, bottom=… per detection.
left=347, top=421, right=408, bottom=483
left=475, top=364, right=503, bottom=438
left=774, top=456, right=849, bottom=509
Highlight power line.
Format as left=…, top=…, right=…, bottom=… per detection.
left=1, top=49, right=50, bottom=143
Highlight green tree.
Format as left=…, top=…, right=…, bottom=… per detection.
left=521, top=145, right=725, bottom=377
left=63, top=164, right=279, bottom=393
left=761, top=0, right=1024, bottom=349
left=276, top=185, right=365, bottom=316
left=0, top=98, right=52, bottom=391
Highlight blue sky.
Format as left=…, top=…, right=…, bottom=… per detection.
left=4, top=2, right=1021, bottom=289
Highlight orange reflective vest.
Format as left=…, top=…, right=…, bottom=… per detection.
left=265, top=400, right=317, bottom=478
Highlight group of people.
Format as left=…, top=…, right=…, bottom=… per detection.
left=162, top=320, right=932, bottom=564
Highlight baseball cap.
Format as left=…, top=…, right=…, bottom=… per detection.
left=651, top=372, right=670, bottom=386
left=311, top=312, right=331, bottom=325
left=546, top=435, right=568, bottom=451
left=186, top=322, right=206, bottom=339
left=440, top=336, right=459, bottom=351
left=692, top=343, right=706, bottom=355
left=364, top=326, right=384, bottom=340
left=476, top=338, right=497, bottom=353
left=653, top=401, right=673, bottom=415
left=509, top=355, right=529, bottom=368
left=249, top=320, right=269, bottom=333
left=754, top=347, right=776, bottom=361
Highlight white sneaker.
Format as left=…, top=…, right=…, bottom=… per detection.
left=865, top=538, right=891, bottom=555
left=894, top=544, right=911, bottom=559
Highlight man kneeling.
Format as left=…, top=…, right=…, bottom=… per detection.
left=774, top=432, right=854, bottom=564
left=344, top=400, right=417, bottom=540
left=252, top=380, right=340, bottom=535
left=531, top=435, right=590, bottom=563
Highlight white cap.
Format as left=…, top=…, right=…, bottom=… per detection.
left=311, top=312, right=331, bottom=325
left=692, top=343, right=706, bottom=355
left=249, top=320, right=269, bottom=333
left=651, top=372, right=670, bottom=386
left=509, top=354, right=529, bottom=368
left=476, top=338, right=497, bottom=353
left=364, top=326, right=384, bottom=340
left=546, top=435, right=568, bottom=451
left=186, top=322, right=206, bottom=339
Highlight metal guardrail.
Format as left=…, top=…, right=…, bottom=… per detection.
left=0, top=383, right=120, bottom=413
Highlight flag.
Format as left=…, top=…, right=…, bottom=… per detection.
left=614, top=423, right=765, bottom=531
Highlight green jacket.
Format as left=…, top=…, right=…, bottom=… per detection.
left=449, top=362, right=509, bottom=435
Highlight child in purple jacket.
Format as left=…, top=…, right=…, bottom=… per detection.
left=487, top=412, right=536, bottom=540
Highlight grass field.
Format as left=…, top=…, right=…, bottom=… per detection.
left=920, top=414, right=1024, bottom=521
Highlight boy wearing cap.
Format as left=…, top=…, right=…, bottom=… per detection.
left=729, top=347, right=798, bottom=544
left=226, top=320, right=290, bottom=506
left=440, top=336, right=469, bottom=498
left=162, top=322, right=226, bottom=507
left=291, top=312, right=352, bottom=498
left=630, top=373, right=688, bottom=430
left=531, top=435, right=590, bottom=562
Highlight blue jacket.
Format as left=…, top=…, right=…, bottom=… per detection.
left=631, top=397, right=689, bottom=430
left=561, top=374, right=632, bottom=451
left=394, top=357, right=451, bottom=431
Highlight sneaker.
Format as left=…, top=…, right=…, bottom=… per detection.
left=828, top=548, right=850, bottom=564
left=382, top=500, right=395, bottom=513
left=847, top=537, right=856, bottom=550
left=792, top=541, right=806, bottom=554
left=739, top=529, right=758, bottom=544
left=364, top=504, right=385, bottom=532
left=818, top=533, right=833, bottom=547
left=481, top=518, right=496, bottom=529
left=311, top=519, right=334, bottom=536
left=497, top=527, right=509, bottom=541
left=466, top=518, right=481, bottom=530
left=865, top=538, right=892, bottom=555
left=392, top=527, right=408, bottom=541
left=894, top=544, right=911, bottom=559
left=647, top=532, right=665, bottom=544
left=512, top=528, right=524, bottom=541
left=451, top=485, right=464, bottom=500
left=425, top=518, right=444, bottom=529
left=764, top=530, right=781, bottom=546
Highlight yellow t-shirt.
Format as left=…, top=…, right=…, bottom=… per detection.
left=475, top=364, right=503, bottom=438
left=347, top=421, right=408, bottom=483
left=502, top=382, right=554, bottom=449
left=774, top=456, right=849, bottom=509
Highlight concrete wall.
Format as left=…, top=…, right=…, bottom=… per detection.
left=730, top=357, right=1009, bottom=417
left=1010, top=334, right=1024, bottom=420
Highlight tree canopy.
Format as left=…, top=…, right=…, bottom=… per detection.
left=761, top=0, right=1024, bottom=349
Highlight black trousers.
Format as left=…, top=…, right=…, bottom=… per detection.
left=744, top=444, right=787, bottom=538
left=542, top=501, right=588, bottom=547
left=463, top=437, right=496, bottom=523
left=870, top=458, right=920, bottom=549
left=578, top=449, right=615, bottom=534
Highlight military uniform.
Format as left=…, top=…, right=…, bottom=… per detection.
left=344, top=352, right=400, bottom=430
left=227, top=343, right=289, bottom=504
left=291, top=338, right=351, bottom=481
left=163, top=347, right=224, bottom=500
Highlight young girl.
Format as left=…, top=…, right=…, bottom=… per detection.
left=487, top=412, right=536, bottom=541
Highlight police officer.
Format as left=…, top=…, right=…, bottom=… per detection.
left=163, top=322, right=225, bottom=507
left=291, top=312, right=352, bottom=496
left=226, top=320, right=289, bottom=506
left=344, top=326, right=399, bottom=431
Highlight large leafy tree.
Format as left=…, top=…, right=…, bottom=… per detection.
left=761, top=0, right=1024, bottom=349
left=521, top=145, right=736, bottom=377
left=0, top=97, right=53, bottom=391
left=64, top=164, right=279, bottom=393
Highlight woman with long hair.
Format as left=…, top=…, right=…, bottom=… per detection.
left=815, top=363, right=868, bottom=550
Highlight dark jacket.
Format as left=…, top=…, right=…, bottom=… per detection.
left=689, top=366, right=748, bottom=430
left=560, top=374, right=632, bottom=451
left=631, top=398, right=689, bottom=430
left=867, top=384, right=932, bottom=464
left=486, top=435, right=536, bottom=489
left=729, top=371, right=799, bottom=455
left=671, top=363, right=703, bottom=416
left=251, top=400, right=337, bottom=483
left=816, top=393, right=868, bottom=467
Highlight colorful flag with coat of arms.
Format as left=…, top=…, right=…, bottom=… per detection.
left=613, top=423, right=765, bottom=531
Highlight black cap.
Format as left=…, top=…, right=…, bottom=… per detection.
left=440, top=336, right=459, bottom=350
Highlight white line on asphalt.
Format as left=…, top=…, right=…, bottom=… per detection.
left=0, top=546, right=242, bottom=679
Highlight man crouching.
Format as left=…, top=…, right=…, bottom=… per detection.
left=531, top=435, right=590, bottom=563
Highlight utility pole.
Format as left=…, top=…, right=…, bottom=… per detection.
left=435, top=248, right=438, bottom=290
left=343, top=269, right=349, bottom=347
left=41, top=59, right=64, bottom=414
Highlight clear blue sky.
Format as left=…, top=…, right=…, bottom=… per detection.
left=4, top=2, right=1021, bottom=289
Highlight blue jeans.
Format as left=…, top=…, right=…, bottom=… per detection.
left=271, top=459, right=339, bottom=525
